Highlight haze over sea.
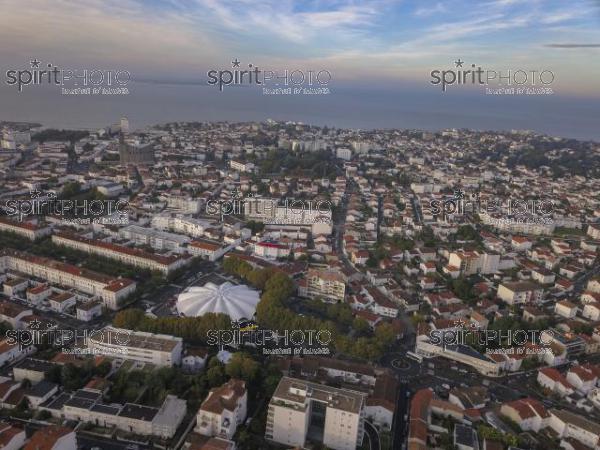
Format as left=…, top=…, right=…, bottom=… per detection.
left=1, top=81, right=598, bottom=142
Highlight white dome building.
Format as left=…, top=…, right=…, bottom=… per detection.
left=176, top=282, right=260, bottom=321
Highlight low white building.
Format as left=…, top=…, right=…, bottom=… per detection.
left=549, top=409, right=600, bottom=449
left=0, top=301, right=32, bottom=329
left=497, top=281, right=544, bottom=305
left=0, top=339, right=35, bottom=367
left=537, top=368, right=575, bottom=396
left=48, top=391, right=186, bottom=439
left=119, top=225, right=190, bottom=253
left=555, top=300, right=578, bottom=319
left=88, top=327, right=182, bottom=367
left=582, top=302, right=600, bottom=321
left=566, top=365, right=598, bottom=394
left=500, top=398, right=549, bottom=432
left=195, top=379, right=247, bottom=440
left=48, top=292, right=77, bottom=313
left=188, top=240, right=228, bottom=261
left=76, top=300, right=103, bottom=322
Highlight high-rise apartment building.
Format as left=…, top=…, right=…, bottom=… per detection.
left=265, top=377, right=366, bottom=450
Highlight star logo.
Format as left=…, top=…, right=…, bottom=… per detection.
left=28, top=319, right=41, bottom=330
left=30, top=58, right=41, bottom=68
left=232, top=58, right=241, bottom=68
left=29, top=189, right=42, bottom=198
left=454, top=59, right=464, bottom=68
left=453, top=189, right=465, bottom=199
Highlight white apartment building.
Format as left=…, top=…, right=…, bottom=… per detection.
left=266, top=377, right=366, bottom=450
left=87, top=327, right=182, bottom=367
left=119, top=225, right=190, bottom=252
left=162, top=195, right=202, bottom=214
left=336, top=147, right=352, bottom=161
left=497, top=281, right=544, bottom=305
left=447, top=251, right=499, bottom=276
left=229, top=160, right=255, bottom=173
left=0, top=250, right=135, bottom=310
left=298, top=268, right=346, bottom=303
left=195, top=379, right=247, bottom=440
left=52, top=232, right=190, bottom=276
left=151, top=214, right=216, bottom=239
left=0, top=217, right=52, bottom=241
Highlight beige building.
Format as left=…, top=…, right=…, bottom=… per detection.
left=0, top=217, right=52, bottom=241
left=52, top=232, right=190, bottom=276
left=0, top=249, right=136, bottom=310
left=266, top=377, right=366, bottom=450
left=298, top=268, right=346, bottom=303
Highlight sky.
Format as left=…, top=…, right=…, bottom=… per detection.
left=0, top=0, right=599, bottom=138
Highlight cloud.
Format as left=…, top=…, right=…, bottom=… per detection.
left=0, top=0, right=220, bottom=70
left=194, top=0, right=381, bottom=44
left=0, top=0, right=598, bottom=95
left=414, top=3, right=446, bottom=17
left=545, top=43, right=600, bottom=48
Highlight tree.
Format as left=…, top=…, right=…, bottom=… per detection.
left=206, top=358, right=226, bottom=387
left=94, top=360, right=112, bottom=377
left=353, top=317, right=370, bottom=335
left=225, top=353, right=260, bottom=382
left=375, top=322, right=396, bottom=348
left=451, top=277, right=474, bottom=302
left=61, top=181, right=81, bottom=199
